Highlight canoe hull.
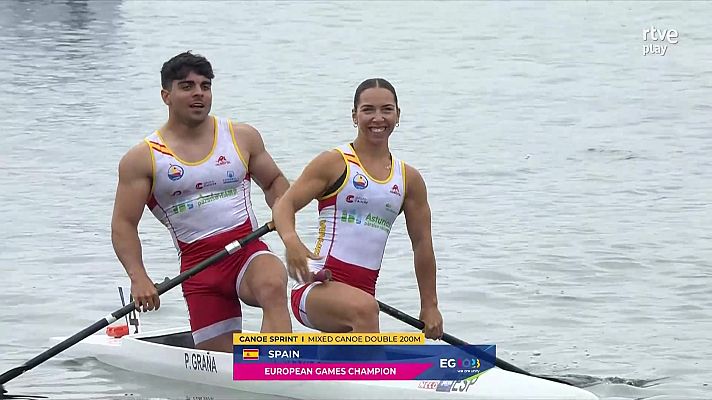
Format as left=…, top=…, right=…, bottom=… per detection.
left=52, top=327, right=598, bottom=400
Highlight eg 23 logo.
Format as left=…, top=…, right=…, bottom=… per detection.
left=439, top=358, right=480, bottom=369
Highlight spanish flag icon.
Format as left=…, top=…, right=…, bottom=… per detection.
left=242, top=348, right=259, bottom=361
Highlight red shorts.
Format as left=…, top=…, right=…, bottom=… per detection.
left=180, top=236, right=272, bottom=344
left=290, top=256, right=379, bottom=329
left=290, top=281, right=321, bottom=329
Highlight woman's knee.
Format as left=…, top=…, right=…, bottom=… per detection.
left=349, top=295, right=379, bottom=330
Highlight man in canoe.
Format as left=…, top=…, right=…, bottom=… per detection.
left=273, top=78, right=444, bottom=339
left=111, top=51, right=292, bottom=352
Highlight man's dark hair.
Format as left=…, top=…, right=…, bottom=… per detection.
left=160, top=51, right=214, bottom=90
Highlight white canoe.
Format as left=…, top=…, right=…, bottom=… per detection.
left=52, top=327, right=598, bottom=399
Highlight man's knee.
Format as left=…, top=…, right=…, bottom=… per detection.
left=251, top=275, right=288, bottom=305
left=195, top=332, right=235, bottom=353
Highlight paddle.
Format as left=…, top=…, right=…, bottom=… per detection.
left=0, top=221, right=274, bottom=394
left=376, top=300, right=576, bottom=387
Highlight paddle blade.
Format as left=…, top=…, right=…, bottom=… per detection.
left=0, top=382, right=48, bottom=399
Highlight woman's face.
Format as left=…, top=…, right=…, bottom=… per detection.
left=353, top=87, right=400, bottom=144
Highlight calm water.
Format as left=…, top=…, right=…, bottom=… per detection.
left=1, top=1, right=710, bottom=399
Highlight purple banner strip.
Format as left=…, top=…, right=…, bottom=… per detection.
left=234, top=362, right=433, bottom=380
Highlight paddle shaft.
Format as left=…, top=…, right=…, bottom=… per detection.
left=376, top=300, right=573, bottom=386
left=0, top=222, right=274, bottom=387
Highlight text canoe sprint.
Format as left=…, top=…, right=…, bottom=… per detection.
left=233, top=333, right=424, bottom=345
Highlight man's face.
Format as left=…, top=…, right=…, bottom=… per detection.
left=162, top=70, right=212, bottom=125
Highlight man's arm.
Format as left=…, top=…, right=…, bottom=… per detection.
left=111, top=142, right=159, bottom=311
left=402, top=164, right=443, bottom=339
left=234, top=122, right=289, bottom=208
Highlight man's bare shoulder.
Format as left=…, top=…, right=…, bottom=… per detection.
left=118, top=141, right=152, bottom=177
left=231, top=121, right=265, bottom=155
left=231, top=121, right=261, bottom=140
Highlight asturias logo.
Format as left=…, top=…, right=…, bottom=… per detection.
left=168, top=164, right=184, bottom=181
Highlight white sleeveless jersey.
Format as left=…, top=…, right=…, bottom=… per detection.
left=311, top=143, right=406, bottom=280
left=145, top=116, right=257, bottom=253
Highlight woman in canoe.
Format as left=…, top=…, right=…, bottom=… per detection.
left=273, top=78, right=443, bottom=339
